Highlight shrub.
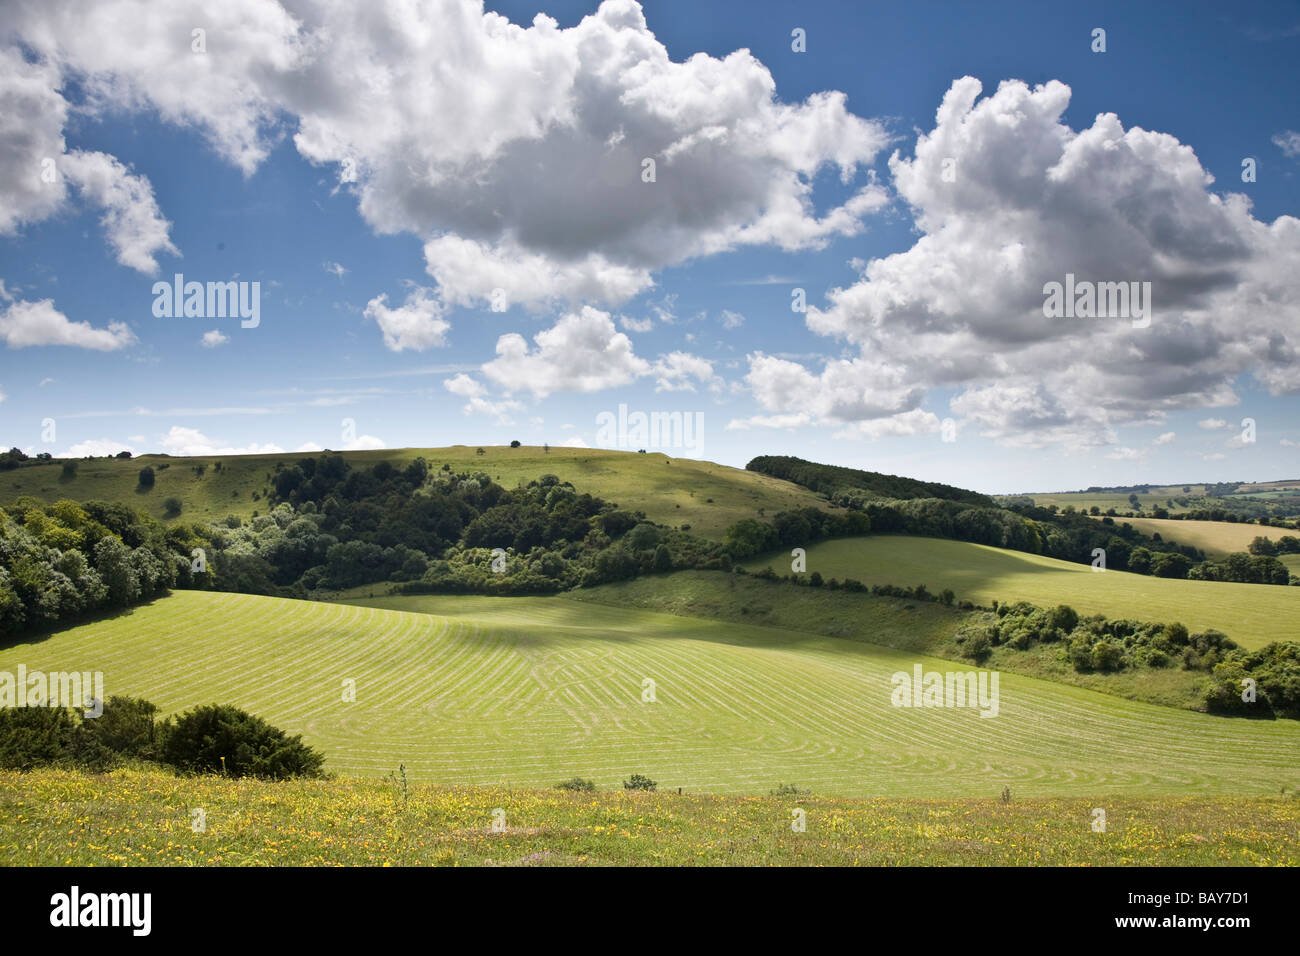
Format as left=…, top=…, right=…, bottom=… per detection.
left=555, top=777, right=596, bottom=792
left=623, top=773, right=657, bottom=791
left=1090, top=640, right=1125, bottom=672
left=60, top=460, right=78, bottom=479
left=163, top=497, right=183, bottom=517
left=137, top=466, right=155, bottom=488
left=74, top=696, right=161, bottom=770
left=963, top=630, right=993, bottom=664
left=0, top=695, right=161, bottom=772
left=160, top=704, right=326, bottom=779
left=0, top=706, right=79, bottom=771
left=510, top=440, right=521, bottom=448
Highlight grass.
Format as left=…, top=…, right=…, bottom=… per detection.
left=564, top=572, right=1220, bottom=713
left=3, top=589, right=1298, bottom=798
left=1000, top=485, right=1209, bottom=514
left=1094, top=516, right=1284, bottom=558
left=2, top=766, right=1296, bottom=866
left=742, top=535, right=1300, bottom=648
left=0, top=446, right=830, bottom=540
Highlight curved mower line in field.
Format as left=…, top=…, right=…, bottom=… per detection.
left=1, top=590, right=1295, bottom=798
left=745, top=535, right=1300, bottom=649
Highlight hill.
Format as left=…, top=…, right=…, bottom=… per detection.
left=0, top=446, right=830, bottom=541
left=3, top=767, right=1296, bottom=866
left=1099, top=516, right=1284, bottom=558
left=746, top=455, right=992, bottom=506
left=743, top=536, right=1300, bottom=648
left=2, top=589, right=1296, bottom=797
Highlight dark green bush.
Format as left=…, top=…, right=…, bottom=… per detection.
left=0, top=706, right=79, bottom=771
left=160, top=703, right=325, bottom=779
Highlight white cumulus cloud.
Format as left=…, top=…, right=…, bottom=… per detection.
left=482, top=306, right=651, bottom=399
left=0, top=294, right=136, bottom=350
left=364, top=287, right=450, bottom=352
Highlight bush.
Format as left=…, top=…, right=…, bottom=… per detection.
left=163, top=497, right=183, bottom=517
left=0, top=695, right=160, bottom=772
left=510, top=440, right=521, bottom=448
left=160, top=704, right=326, bottom=779
left=555, top=776, right=596, bottom=792
left=0, top=706, right=79, bottom=771
left=60, top=460, right=78, bottom=479
left=137, top=466, right=155, bottom=488
left=74, top=696, right=161, bottom=770
left=962, top=630, right=992, bottom=664
left=623, top=773, right=657, bottom=791
left=1090, top=640, right=1125, bottom=672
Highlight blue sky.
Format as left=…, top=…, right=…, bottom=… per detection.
left=1, top=0, right=1298, bottom=493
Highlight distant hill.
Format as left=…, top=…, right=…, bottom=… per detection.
left=0, top=446, right=833, bottom=541
left=746, top=455, right=993, bottom=506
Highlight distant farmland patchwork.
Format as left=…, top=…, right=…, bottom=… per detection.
left=1, top=590, right=1296, bottom=798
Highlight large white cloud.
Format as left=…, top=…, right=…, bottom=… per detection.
left=5, top=0, right=888, bottom=313
left=0, top=47, right=178, bottom=274
left=729, top=352, right=928, bottom=433
left=786, top=76, right=1300, bottom=448
left=0, top=46, right=69, bottom=234
left=0, top=293, right=137, bottom=350
left=481, top=306, right=650, bottom=398
left=60, top=150, right=179, bottom=273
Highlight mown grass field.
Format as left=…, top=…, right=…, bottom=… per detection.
left=0, top=446, right=829, bottom=540
left=560, top=572, right=1222, bottom=713
left=2, top=767, right=1296, bottom=866
left=3, top=590, right=1297, bottom=798
left=743, top=536, right=1300, bottom=648
left=1096, top=516, right=1286, bottom=558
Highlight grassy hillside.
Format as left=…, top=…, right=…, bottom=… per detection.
left=0, top=446, right=829, bottom=540
left=3, top=767, right=1296, bottom=866
left=1098, top=516, right=1281, bottom=558
left=1001, top=485, right=1208, bottom=514
left=3, top=590, right=1297, bottom=797
left=562, top=572, right=1225, bottom=713
left=743, top=536, right=1299, bottom=648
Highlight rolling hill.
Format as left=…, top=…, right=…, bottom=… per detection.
left=1, top=446, right=832, bottom=540
left=1, top=589, right=1295, bottom=798
left=743, top=536, right=1300, bottom=648
left=1100, top=516, right=1285, bottom=558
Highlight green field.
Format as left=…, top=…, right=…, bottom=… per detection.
left=2, top=589, right=1297, bottom=798
left=744, top=536, right=1300, bottom=648
left=1001, top=485, right=1208, bottom=514
left=1097, top=516, right=1284, bottom=558
left=3, top=767, right=1296, bottom=866
left=1, top=446, right=830, bottom=540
